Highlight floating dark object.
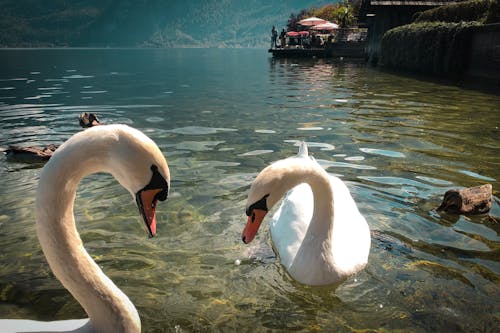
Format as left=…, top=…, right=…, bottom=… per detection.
left=437, top=184, right=492, bottom=215
left=4, top=144, right=58, bottom=163
left=79, top=112, right=101, bottom=128
left=4, top=113, right=101, bottom=164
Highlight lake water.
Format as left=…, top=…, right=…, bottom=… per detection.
left=0, top=48, right=499, bottom=332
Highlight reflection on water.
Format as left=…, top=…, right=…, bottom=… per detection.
left=0, top=49, right=499, bottom=332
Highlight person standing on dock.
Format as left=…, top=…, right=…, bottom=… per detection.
left=271, top=26, right=278, bottom=49
left=280, top=28, right=286, bottom=48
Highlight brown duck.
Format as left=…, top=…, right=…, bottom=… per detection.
left=3, top=113, right=101, bottom=163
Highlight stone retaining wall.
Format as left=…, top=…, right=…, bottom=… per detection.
left=466, top=23, right=500, bottom=83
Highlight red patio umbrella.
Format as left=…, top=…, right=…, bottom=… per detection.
left=286, top=31, right=309, bottom=37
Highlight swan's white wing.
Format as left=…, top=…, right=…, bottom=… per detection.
left=270, top=174, right=370, bottom=278
left=270, top=183, right=313, bottom=270
left=329, top=175, right=371, bottom=274
left=0, top=318, right=91, bottom=333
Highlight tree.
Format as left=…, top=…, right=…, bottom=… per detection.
left=286, top=9, right=308, bottom=31
left=336, top=5, right=355, bottom=28
left=310, top=4, right=338, bottom=22
left=286, top=1, right=358, bottom=31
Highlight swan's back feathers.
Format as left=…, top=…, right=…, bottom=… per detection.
left=271, top=174, right=370, bottom=281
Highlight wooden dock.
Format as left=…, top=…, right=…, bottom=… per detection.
left=268, top=41, right=367, bottom=59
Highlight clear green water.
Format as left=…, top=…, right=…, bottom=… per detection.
left=0, top=49, right=499, bottom=332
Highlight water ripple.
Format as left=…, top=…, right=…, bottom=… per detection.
left=238, top=150, right=274, bottom=156
left=167, top=126, right=238, bottom=135
left=359, top=147, right=406, bottom=158
left=320, top=159, right=377, bottom=170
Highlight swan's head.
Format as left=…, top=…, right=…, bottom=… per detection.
left=92, top=125, right=170, bottom=238
left=242, top=142, right=311, bottom=244
left=242, top=159, right=300, bottom=244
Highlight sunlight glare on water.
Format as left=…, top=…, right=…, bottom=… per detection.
left=0, top=49, right=499, bottom=332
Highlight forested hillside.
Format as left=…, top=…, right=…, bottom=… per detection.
left=0, top=0, right=332, bottom=47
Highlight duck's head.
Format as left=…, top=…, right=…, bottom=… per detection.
left=436, top=189, right=462, bottom=214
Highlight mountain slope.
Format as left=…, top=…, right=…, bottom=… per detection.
left=0, top=0, right=332, bottom=47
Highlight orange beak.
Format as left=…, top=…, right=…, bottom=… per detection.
left=242, top=209, right=267, bottom=244
left=136, top=188, right=163, bottom=238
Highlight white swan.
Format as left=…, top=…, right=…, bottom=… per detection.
left=0, top=124, right=170, bottom=333
left=242, top=142, right=370, bottom=286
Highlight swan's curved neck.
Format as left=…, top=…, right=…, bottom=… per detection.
left=36, top=139, right=140, bottom=333
left=280, top=159, right=334, bottom=237
left=309, top=171, right=335, bottom=239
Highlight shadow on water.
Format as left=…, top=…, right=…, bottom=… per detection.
left=378, top=66, right=500, bottom=97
